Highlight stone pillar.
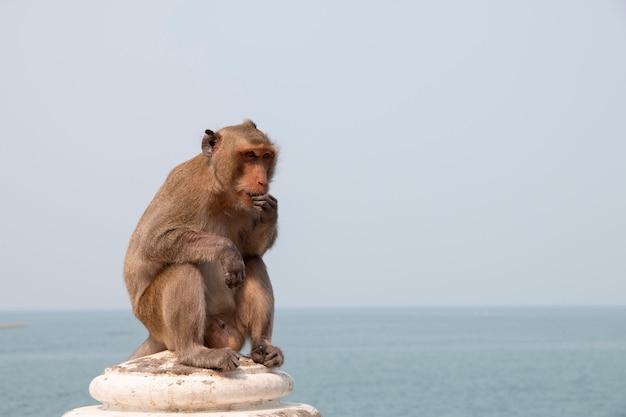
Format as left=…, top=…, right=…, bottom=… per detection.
left=62, top=351, right=322, bottom=417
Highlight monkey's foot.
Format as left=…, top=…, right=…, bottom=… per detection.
left=177, top=347, right=240, bottom=371
left=251, top=344, right=284, bottom=368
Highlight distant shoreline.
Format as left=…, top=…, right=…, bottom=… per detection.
left=0, top=323, right=25, bottom=329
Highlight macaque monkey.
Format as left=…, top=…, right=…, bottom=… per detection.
left=124, top=120, right=283, bottom=371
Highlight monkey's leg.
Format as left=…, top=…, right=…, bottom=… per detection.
left=159, top=264, right=241, bottom=371
left=235, top=256, right=284, bottom=368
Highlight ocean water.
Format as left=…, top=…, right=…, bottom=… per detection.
left=1, top=308, right=625, bottom=417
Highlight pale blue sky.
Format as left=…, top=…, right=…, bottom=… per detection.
left=1, top=1, right=625, bottom=309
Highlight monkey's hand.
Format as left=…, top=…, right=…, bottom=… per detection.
left=218, top=241, right=246, bottom=288
left=251, top=343, right=284, bottom=368
left=252, top=194, right=278, bottom=224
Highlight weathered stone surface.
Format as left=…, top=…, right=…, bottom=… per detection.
left=62, top=351, right=322, bottom=417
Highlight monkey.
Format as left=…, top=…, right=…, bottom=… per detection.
left=123, top=120, right=284, bottom=371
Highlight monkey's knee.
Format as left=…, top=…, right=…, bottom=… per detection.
left=160, top=264, right=205, bottom=303
left=138, top=264, right=204, bottom=316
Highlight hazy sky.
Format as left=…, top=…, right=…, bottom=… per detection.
left=1, top=1, right=625, bottom=310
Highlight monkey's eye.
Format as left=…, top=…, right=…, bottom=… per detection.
left=262, top=152, right=272, bottom=159
left=244, top=151, right=256, bottom=158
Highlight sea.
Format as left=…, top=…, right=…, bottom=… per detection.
left=1, top=307, right=625, bottom=417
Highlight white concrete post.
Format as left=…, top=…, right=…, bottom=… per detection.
left=62, top=351, right=322, bottom=417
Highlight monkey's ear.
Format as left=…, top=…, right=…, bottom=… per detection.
left=202, top=129, right=219, bottom=157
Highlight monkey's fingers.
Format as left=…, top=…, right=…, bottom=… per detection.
left=252, top=194, right=277, bottom=207
left=251, top=195, right=277, bottom=225
left=265, top=196, right=277, bottom=210
left=224, top=274, right=243, bottom=288
left=265, top=194, right=277, bottom=205
left=224, top=270, right=245, bottom=288
left=210, top=348, right=241, bottom=371
left=225, top=353, right=241, bottom=371
left=252, top=200, right=270, bottom=211
left=220, top=249, right=245, bottom=287
left=263, top=346, right=284, bottom=368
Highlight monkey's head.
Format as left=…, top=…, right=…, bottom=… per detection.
left=202, top=120, right=278, bottom=206
left=204, top=316, right=245, bottom=351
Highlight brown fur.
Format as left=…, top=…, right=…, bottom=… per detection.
left=124, top=120, right=283, bottom=371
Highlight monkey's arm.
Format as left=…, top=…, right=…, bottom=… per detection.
left=252, top=194, right=278, bottom=224
left=246, top=194, right=278, bottom=255
left=149, top=229, right=246, bottom=287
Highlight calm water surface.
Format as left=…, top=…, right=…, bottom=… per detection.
left=0, top=308, right=625, bottom=417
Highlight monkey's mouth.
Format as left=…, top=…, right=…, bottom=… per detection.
left=245, top=192, right=264, bottom=198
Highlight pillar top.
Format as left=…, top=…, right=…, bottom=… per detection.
left=90, top=351, right=293, bottom=412
left=63, top=351, right=322, bottom=416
